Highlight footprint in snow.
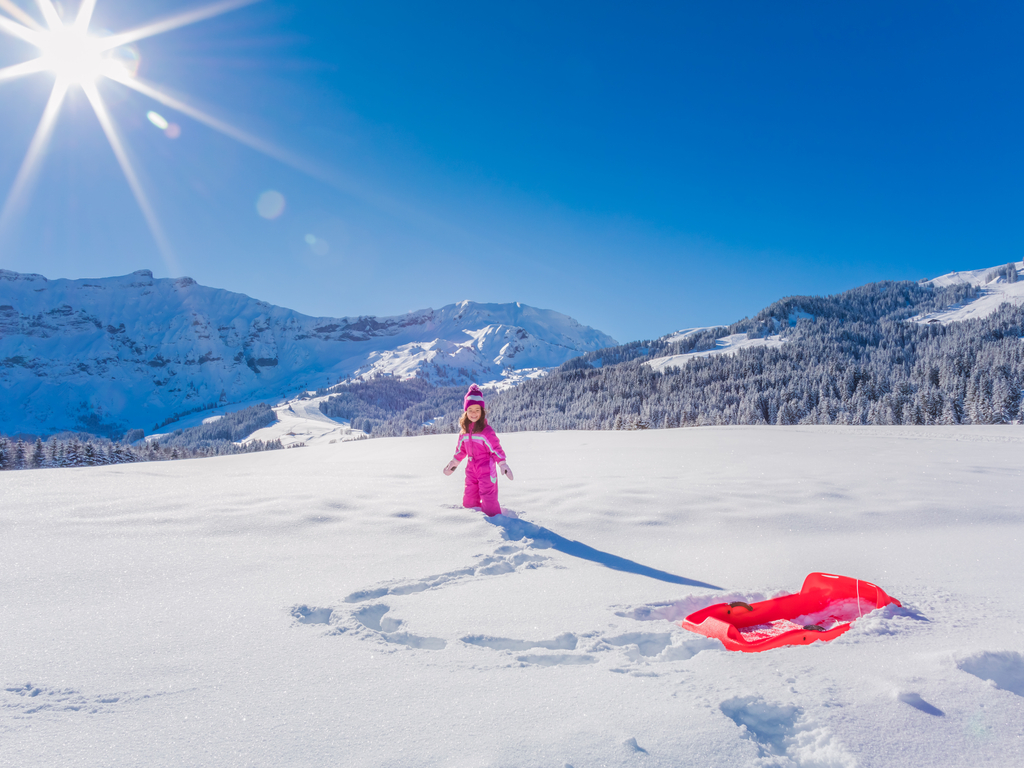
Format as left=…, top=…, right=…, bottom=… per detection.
left=304, top=602, right=446, bottom=650
left=342, top=545, right=548, bottom=604
left=291, top=542, right=720, bottom=667
left=462, top=632, right=578, bottom=652
left=291, top=540, right=549, bottom=651
left=291, top=605, right=334, bottom=625
left=719, top=695, right=855, bottom=767
left=516, top=653, right=598, bottom=667
left=598, top=631, right=720, bottom=663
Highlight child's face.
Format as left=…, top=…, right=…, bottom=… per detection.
left=467, top=405, right=482, bottom=422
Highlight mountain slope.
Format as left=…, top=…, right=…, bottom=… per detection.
left=466, top=267, right=1022, bottom=432
left=0, top=269, right=616, bottom=437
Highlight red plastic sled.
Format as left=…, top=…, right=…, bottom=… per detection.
left=680, top=572, right=901, bottom=653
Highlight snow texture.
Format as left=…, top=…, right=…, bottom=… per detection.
left=2, top=426, right=1023, bottom=766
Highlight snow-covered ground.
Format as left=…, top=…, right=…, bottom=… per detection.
left=2, top=426, right=1023, bottom=767
left=919, top=262, right=1024, bottom=324
left=243, top=392, right=368, bottom=447
left=146, top=390, right=366, bottom=448
left=646, top=333, right=786, bottom=372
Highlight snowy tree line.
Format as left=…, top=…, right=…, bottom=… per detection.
left=480, top=281, right=1022, bottom=431
left=0, top=404, right=282, bottom=471
left=318, top=377, right=466, bottom=435
left=987, top=263, right=1019, bottom=284
left=154, top=404, right=279, bottom=449
left=345, top=278, right=1024, bottom=436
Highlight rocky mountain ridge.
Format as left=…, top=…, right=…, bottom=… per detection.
left=0, top=269, right=617, bottom=437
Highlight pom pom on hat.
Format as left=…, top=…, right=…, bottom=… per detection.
left=464, top=384, right=486, bottom=411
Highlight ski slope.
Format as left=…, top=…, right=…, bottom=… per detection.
left=243, top=392, right=369, bottom=447
left=2, top=427, right=1023, bottom=767
left=920, top=262, right=1024, bottom=324
left=646, top=332, right=786, bottom=372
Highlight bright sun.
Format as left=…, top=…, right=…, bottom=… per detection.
left=37, top=26, right=110, bottom=84
left=0, top=0, right=265, bottom=268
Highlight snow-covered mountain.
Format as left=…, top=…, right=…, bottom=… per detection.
left=919, top=262, right=1024, bottom=323
left=0, top=269, right=617, bottom=437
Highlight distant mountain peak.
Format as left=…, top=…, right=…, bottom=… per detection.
left=0, top=269, right=616, bottom=437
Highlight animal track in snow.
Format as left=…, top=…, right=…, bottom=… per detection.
left=957, top=650, right=1024, bottom=697
left=719, top=695, right=855, bottom=768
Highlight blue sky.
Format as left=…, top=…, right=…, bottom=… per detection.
left=0, top=0, right=1021, bottom=343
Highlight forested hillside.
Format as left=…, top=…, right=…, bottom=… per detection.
left=355, top=279, right=1024, bottom=435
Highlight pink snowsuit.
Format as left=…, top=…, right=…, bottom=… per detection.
left=452, top=425, right=506, bottom=517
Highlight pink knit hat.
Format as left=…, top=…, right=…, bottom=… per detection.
left=464, top=384, right=486, bottom=411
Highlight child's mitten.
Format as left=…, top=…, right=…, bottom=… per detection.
left=443, top=459, right=459, bottom=476
left=499, top=462, right=514, bottom=481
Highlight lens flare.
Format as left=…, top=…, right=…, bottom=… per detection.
left=256, top=190, right=286, bottom=219
left=305, top=234, right=330, bottom=256
left=108, top=42, right=141, bottom=77
left=0, top=0, right=266, bottom=271
left=147, top=111, right=169, bottom=130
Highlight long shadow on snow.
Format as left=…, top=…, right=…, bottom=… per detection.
left=489, top=517, right=722, bottom=590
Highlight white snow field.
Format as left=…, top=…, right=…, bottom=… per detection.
left=2, top=427, right=1023, bottom=767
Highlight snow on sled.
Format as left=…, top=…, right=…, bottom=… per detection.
left=680, top=572, right=901, bottom=653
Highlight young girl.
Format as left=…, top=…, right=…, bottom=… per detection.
left=443, top=384, right=513, bottom=517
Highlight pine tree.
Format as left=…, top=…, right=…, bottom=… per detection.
left=64, top=440, right=83, bottom=467
left=30, top=438, right=44, bottom=468
left=12, top=440, right=26, bottom=469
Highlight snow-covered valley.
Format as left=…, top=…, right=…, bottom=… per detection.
left=2, top=426, right=1022, bottom=767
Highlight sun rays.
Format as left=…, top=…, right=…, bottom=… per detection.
left=0, top=0, right=265, bottom=270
